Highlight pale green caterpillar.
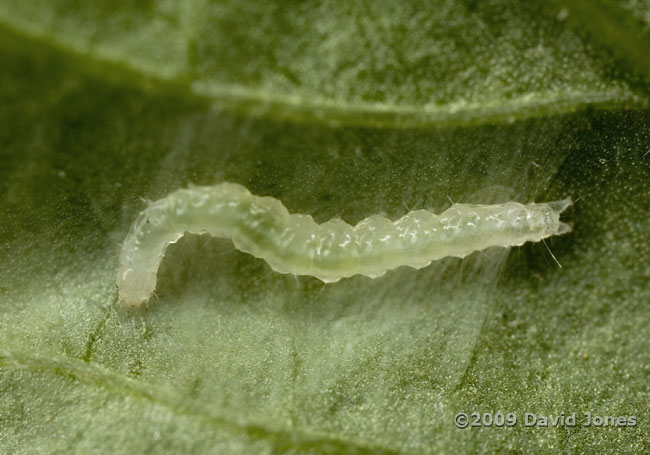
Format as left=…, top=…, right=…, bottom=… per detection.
left=117, top=182, right=571, bottom=306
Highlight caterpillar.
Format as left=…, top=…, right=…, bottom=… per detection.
left=117, top=182, right=572, bottom=306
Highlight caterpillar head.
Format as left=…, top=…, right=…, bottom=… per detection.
left=117, top=267, right=157, bottom=307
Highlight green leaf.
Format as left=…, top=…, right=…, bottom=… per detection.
left=0, top=1, right=649, bottom=454
left=0, top=0, right=646, bottom=126
left=555, top=0, right=650, bottom=86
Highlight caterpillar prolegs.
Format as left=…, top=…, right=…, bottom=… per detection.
left=117, top=183, right=571, bottom=306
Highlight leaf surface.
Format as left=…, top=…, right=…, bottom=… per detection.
left=0, top=2, right=649, bottom=454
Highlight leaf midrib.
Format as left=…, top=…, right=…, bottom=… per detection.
left=0, top=18, right=645, bottom=130
left=0, top=350, right=408, bottom=455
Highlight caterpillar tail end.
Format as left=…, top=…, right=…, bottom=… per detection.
left=551, top=197, right=573, bottom=236
left=549, top=197, right=572, bottom=214
left=557, top=221, right=573, bottom=235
